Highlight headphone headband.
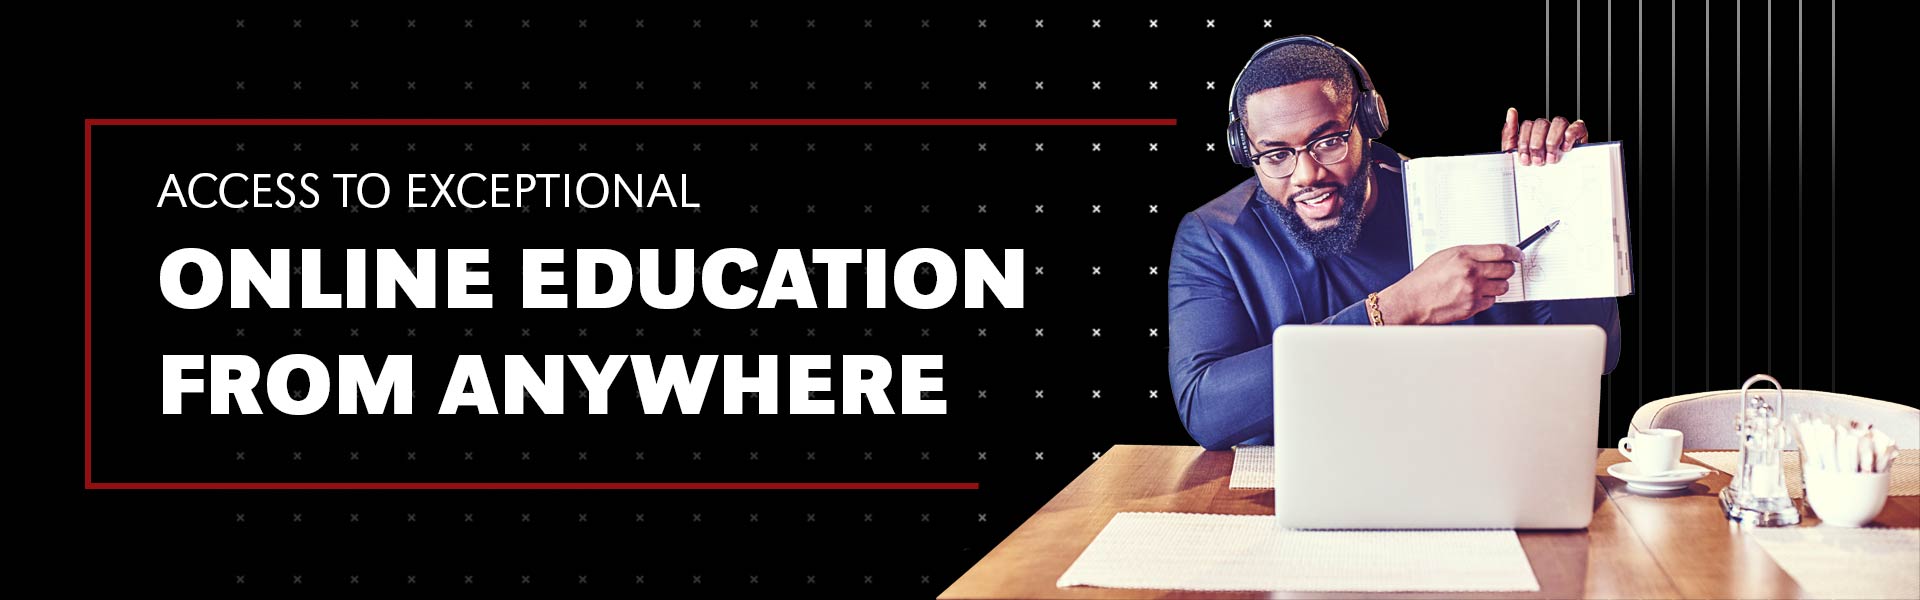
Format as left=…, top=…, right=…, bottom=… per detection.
left=1224, top=35, right=1377, bottom=120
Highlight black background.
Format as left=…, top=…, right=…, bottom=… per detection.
left=76, top=4, right=1883, bottom=595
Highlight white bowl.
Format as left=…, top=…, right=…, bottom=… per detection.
left=1803, top=469, right=1891, bottom=527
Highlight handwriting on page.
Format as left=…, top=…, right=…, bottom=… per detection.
left=1513, top=147, right=1620, bottom=300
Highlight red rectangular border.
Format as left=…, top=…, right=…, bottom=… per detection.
left=84, top=117, right=1177, bottom=490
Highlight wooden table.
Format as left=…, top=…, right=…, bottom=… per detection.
left=941, top=445, right=1919, bottom=599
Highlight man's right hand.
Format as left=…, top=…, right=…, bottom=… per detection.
left=1376, top=244, right=1522, bottom=324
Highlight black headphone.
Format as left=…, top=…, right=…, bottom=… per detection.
left=1225, top=35, right=1389, bottom=168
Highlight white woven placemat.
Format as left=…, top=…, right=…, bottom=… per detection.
left=1748, top=527, right=1920, bottom=600
left=1229, top=445, right=1273, bottom=489
left=1685, top=452, right=1920, bottom=498
left=1056, top=512, right=1539, bottom=592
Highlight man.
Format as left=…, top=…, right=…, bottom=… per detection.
left=1168, top=37, right=1622, bottom=450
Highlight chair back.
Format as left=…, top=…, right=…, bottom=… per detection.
left=1628, top=389, right=1919, bottom=449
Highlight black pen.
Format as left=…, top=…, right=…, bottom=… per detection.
left=1517, top=220, right=1560, bottom=250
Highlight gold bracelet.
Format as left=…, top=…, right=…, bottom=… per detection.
left=1365, top=292, right=1386, bottom=326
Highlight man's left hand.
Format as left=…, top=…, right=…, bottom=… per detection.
left=1501, top=108, right=1588, bottom=166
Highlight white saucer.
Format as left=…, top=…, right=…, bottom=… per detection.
left=1608, top=462, right=1712, bottom=492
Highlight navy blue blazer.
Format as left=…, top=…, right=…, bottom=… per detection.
left=1167, top=141, right=1622, bottom=450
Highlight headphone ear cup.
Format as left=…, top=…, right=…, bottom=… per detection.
left=1358, top=91, right=1389, bottom=139
left=1227, top=120, right=1251, bottom=167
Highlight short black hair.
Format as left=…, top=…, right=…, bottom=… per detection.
left=1233, top=42, right=1357, bottom=124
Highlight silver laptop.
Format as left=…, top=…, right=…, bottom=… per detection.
left=1270, top=325, right=1607, bottom=529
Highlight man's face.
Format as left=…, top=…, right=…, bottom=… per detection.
left=1243, top=79, right=1364, bottom=232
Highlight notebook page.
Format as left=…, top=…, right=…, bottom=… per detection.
left=1512, top=144, right=1625, bottom=300
left=1403, top=153, right=1524, bottom=302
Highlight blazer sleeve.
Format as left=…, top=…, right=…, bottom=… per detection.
left=1167, top=213, right=1278, bottom=450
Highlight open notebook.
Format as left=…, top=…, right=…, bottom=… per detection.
left=1402, top=141, right=1634, bottom=302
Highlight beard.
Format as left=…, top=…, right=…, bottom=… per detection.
left=1257, top=160, right=1372, bottom=257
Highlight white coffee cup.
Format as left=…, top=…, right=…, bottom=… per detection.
left=1804, top=469, right=1891, bottom=527
left=1618, top=428, right=1684, bottom=473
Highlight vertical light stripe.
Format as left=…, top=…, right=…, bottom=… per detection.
left=1581, top=0, right=1605, bottom=439
left=1578, top=0, right=1604, bottom=438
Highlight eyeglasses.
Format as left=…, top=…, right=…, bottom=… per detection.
left=1249, top=127, right=1356, bottom=180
